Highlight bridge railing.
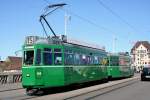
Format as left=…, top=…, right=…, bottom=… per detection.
left=0, top=72, right=22, bottom=84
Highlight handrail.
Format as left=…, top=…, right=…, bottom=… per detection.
left=0, top=72, right=22, bottom=84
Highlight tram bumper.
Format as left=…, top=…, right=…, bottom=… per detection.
left=22, top=67, right=44, bottom=88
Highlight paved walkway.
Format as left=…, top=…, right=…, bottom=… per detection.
left=0, top=83, right=22, bottom=92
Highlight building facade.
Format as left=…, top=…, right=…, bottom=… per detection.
left=5, top=56, right=22, bottom=71
left=131, top=41, right=150, bottom=72
left=0, top=61, right=5, bottom=72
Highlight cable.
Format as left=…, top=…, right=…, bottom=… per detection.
left=41, top=0, right=134, bottom=43
left=42, top=0, right=116, bottom=35
left=41, top=0, right=131, bottom=50
left=61, top=8, right=116, bottom=35
left=43, top=0, right=50, bottom=4
left=40, top=19, right=48, bottom=37
left=96, top=0, right=137, bottom=32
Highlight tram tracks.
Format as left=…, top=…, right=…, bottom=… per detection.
left=0, top=76, right=139, bottom=100
left=0, top=88, right=39, bottom=100
left=0, top=85, right=50, bottom=100
left=64, top=77, right=139, bottom=100
left=27, top=76, right=139, bottom=100
left=0, top=87, right=23, bottom=93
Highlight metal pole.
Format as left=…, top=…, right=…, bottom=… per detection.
left=64, top=12, right=67, bottom=36
left=64, top=12, right=71, bottom=36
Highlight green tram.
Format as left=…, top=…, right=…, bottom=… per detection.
left=106, top=53, right=134, bottom=79
left=22, top=36, right=108, bottom=95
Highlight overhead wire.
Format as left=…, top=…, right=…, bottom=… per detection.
left=61, top=8, right=116, bottom=35
left=41, top=0, right=131, bottom=51
left=96, top=0, right=137, bottom=32
left=42, top=0, right=50, bottom=5
left=42, top=0, right=116, bottom=36
left=96, top=0, right=139, bottom=47
left=41, top=0, right=132, bottom=43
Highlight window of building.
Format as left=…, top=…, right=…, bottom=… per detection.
left=148, top=54, right=150, bottom=58
left=140, top=54, right=144, bottom=58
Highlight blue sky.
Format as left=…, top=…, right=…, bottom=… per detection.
left=0, top=0, right=150, bottom=60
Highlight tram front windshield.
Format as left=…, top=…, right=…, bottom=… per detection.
left=24, top=50, right=34, bottom=65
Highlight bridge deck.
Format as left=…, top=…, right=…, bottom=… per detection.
left=0, top=83, right=22, bottom=92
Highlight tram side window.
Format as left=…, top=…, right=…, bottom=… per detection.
left=101, top=57, right=108, bottom=66
left=110, top=57, right=119, bottom=66
left=54, top=49, right=62, bottom=65
left=24, top=50, right=34, bottom=65
left=119, top=57, right=130, bottom=66
left=65, top=50, right=74, bottom=65
left=35, top=49, right=41, bottom=65
left=94, top=56, right=99, bottom=65
left=81, top=54, right=88, bottom=65
left=90, top=56, right=94, bottom=65
left=43, top=48, right=52, bottom=65
left=87, top=56, right=91, bottom=65
left=98, top=57, right=102, bottom=65
left=74, top=53, right=80, bottom=65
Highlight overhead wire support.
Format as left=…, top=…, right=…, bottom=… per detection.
left=96, top=0, right=137, bottom=32
left=43, top=0, right=50, bottom=5
left=40, top=15, right=57, bottom=37
left=39, top=3, right=67, bottom=37
left=42, top=0, right=117, bottom=36
left=44, top=3, right=67, bottom=17
left=39, top=17, right=49, bottom=37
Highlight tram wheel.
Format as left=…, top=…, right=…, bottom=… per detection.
left=26, top=88, right=38, bottom=96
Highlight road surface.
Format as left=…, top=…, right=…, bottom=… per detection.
left=69, top=81, right=150, bottom=100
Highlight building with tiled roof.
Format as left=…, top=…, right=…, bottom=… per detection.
left=5, top=56, right=22, bottom=71
left=131, top=41, right=150, bottom=72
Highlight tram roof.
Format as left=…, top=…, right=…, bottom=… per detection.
left=24, top=35, right=106, bottom=51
